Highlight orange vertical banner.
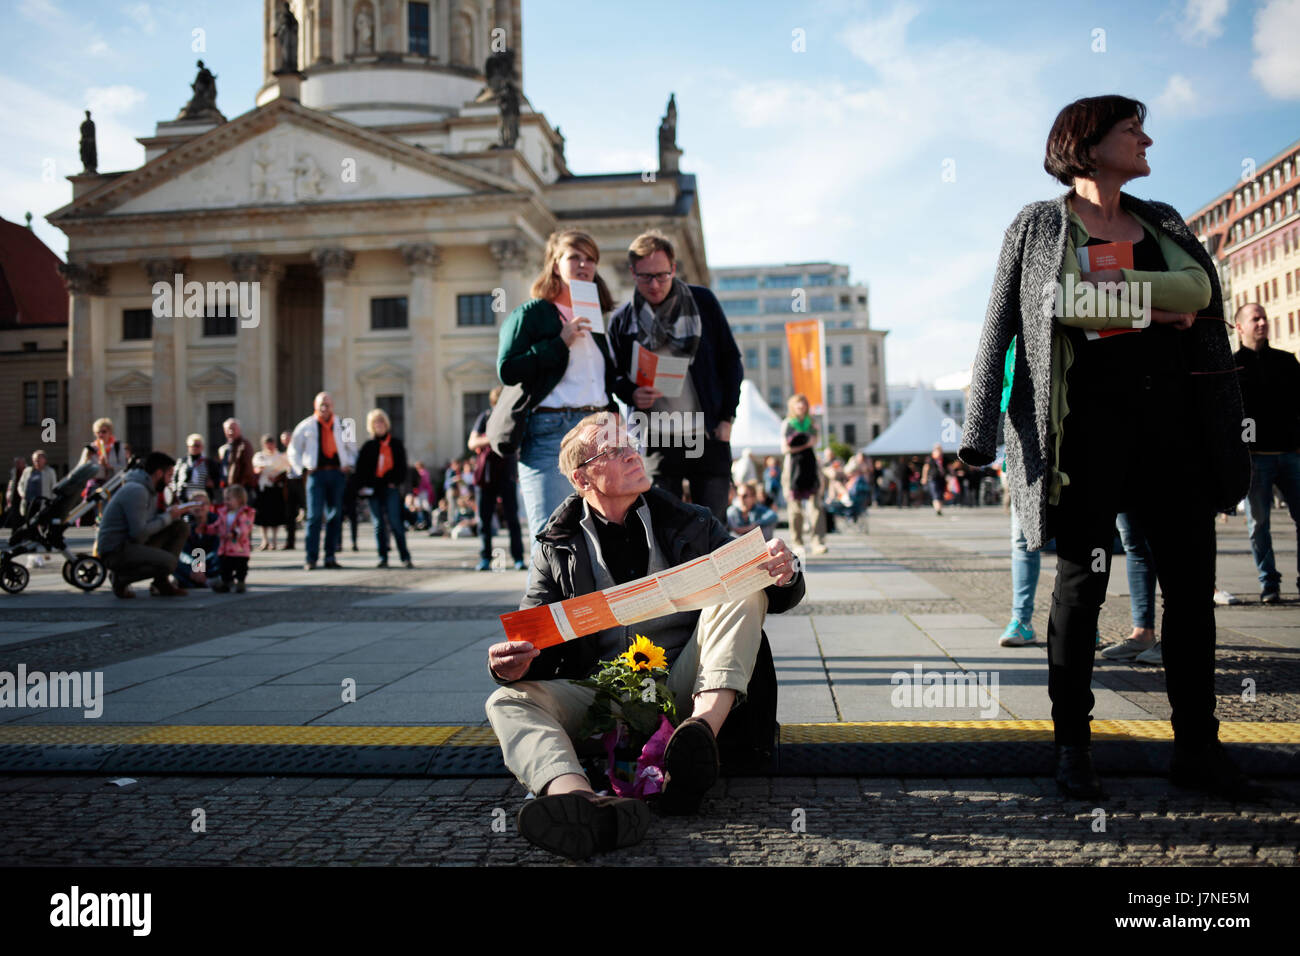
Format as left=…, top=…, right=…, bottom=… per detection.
left=785, top=319, right=826, bottom=416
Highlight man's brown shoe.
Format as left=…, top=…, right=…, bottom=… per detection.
left=149, top=581, right=188, bottom=597
left=660, top=717, right=720, bottom=815
left=517, top=792, right=650, bottom=861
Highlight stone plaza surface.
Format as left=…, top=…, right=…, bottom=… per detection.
left=1, top=507, right=1298, bottom=865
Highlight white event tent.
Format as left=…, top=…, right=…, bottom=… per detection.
left=729, top=379, right=786, bottom=459
left=862, top=385, right=961, bottom=457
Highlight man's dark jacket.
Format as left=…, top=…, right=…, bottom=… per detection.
left=502, top=486, right=804, bottom=685
left=1234, top=343, right=1300, bottom=453
left=606, top=285, right=744, bottom=436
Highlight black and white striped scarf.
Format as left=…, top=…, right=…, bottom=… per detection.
left=633, top=278, right=701, bottom=359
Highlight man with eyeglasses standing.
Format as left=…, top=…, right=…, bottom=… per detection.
left=607, top=231, right=744, bottom=523
left=485, top=411, right=803, bottom=860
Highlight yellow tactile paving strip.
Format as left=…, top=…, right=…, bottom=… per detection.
left=0, top=722, right=1297, bottom=747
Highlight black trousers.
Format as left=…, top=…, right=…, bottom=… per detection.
left=1047, top=387, right=1219, bottom=747
left=644, top=439, right=732, bottom=525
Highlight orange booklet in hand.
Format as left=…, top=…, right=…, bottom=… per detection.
left=1077, top=240, right=1137, bottom=340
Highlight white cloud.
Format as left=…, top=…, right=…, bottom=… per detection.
left=123, top=2, right=156, bottom=35
left=86, top=84, right=147, bottom=115
left=1177, top=0, right=1230, bottom=43
left=88, top=38, right=110, bottom=56
left=18, top=0, right=63, bottom=25
left=1252, top=0, right=1300, bottom=98
left=1155, top=74, right=1197, bottom=114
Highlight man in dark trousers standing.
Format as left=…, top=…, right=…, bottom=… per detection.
left=1234, top=303, right=1300, bottom=603
left=606, top=231, right=743, bottom=523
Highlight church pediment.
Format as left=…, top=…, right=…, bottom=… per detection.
left=357, top=360, right=411, bottom=384
left=442, top=355, right=497, bottom=381
left=105, top=370, right=152, bottom=393
left=50, top=99, right=522, bottom=221
left=190, top=365, right=238, bottom=389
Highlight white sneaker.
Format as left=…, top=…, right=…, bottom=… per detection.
left=1213, top=588, right=1239, bottom=606
left=1134, top=642, right=1163, bottom=666
left=1100, top=637, right=1156, bottom=660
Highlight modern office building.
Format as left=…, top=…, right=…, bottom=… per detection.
left=1186, top=136, right=1300, bottom=354
left=711, top=262, right=887, bottom=449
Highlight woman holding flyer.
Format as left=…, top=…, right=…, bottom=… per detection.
left=497, top=230, right=624, bottom=542
left=957, top=95, right=1259, bottom=800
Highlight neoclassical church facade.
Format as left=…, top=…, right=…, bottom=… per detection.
left=49, top=0, right=707, bottom=467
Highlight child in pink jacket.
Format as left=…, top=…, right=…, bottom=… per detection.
left=205, top=485, right=256, bottom=593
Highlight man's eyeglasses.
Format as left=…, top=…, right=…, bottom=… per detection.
left=633, top=271, right=673, bottom=285
left=576, top=444, right=641, bottom=469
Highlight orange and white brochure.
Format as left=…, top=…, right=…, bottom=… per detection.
left=567, top=279, right=605, bottom=334
left=499, top=529, right=773, bottom=648
left=631, top=343, right=690, bottom=398
left=1077, top=240, right=1138, bottom=341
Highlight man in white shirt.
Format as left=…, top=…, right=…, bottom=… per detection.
left=288, top=392, right=357, bottom=570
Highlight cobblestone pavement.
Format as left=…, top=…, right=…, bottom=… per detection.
left=1, top=774, right=1297, bottom=866
left=2, top=509, right=1297, bottom=866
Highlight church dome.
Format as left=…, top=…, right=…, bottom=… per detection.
left=257, top=0, right=522, bottom=127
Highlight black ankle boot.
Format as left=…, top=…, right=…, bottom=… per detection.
left=1170, top=740, right=1274, bottom=801
left=1056, top=743, right=1105, bottom=799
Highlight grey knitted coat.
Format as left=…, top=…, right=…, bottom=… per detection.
left=958, top=190, right=1249, bottom=551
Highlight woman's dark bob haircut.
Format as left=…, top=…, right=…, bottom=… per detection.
left=1043, top=95, right=1147, bottom=186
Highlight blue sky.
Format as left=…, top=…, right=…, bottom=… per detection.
left=3, top=0, right=1298, bottom=383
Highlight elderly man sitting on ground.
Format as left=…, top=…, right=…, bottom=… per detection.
left=485, top=411, right=805, bottom=860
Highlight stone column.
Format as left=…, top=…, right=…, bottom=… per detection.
left=311, top=247, right=354, bottom=415
left=141, top=258, right=184, bottom=454
left=58, top=262, right=107, bottom=469
left=317, top=0, right=334, bottom=64
left=488, top=237, right=531, bottom=319
left=230, top=254, right=283, bottom=439
left=400, top=243, right=440, bottom=464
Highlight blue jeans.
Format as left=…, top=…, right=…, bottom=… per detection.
left=368, top=485, right=410, bottom=563
left=1010, top=504, right=1041, bottom=625
left=305, top=468, right=345, bottom=565
left=1114, top=512, right=1156, bottom=628
left=1245, top=451, right=1300, bottom=590
left=518, top=410, right=588, bottom=547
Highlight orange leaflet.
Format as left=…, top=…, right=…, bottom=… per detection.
left=632, top=344, right=659, bottom=389
left=560, top=591, right=619, bottom=634
left=500, top=605, right=565, bottom=650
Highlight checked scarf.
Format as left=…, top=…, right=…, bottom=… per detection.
left=633, top=277, right=701, bottom=359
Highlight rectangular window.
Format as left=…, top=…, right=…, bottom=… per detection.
left=42, top=381, right=58, bottom=422
left=825, top=345, right=832, bottom=367
left=1288, top=273, right=1293, bottom=296
left=23, top=381, right=38, bottom=426
left=462, top=391, right=491, bottom=450
left=762, top=297, right=790, bottom=314
left=207, top=402, right=234, bottom=456
left=870, top=343, right=879, bottom=366
left=717, top=275, right=758, bottom=291
left=743, top=347, right=759, bottom=370
left=841, top=344, right=853, bottom=365
left=122, top=308, right=153, bottom=341
left=872, top=423, right=881, bottom=439
left=370, top=296, right=409, bottom=330
left=126, top=404, right=153, bottom=456
left=377, top=395, right=406, bottom=440
left=408, top=0, right=430, bottom=55
left=843, top=423, right=857, bottom=446
left=767, top=346, right=781, bottom=369
left=808, top=295, right=836, bottom=312
left=870, top=384, right=880, bottom=406
left=456, top=293, right=496, bottom=327
left=842, top=383, right=855, bottom=406
left=203, top=307, right=237, bottom=337
left=1273, top=278, right=1279, bottom=298
left=805, top=273, right=833, bottom=286
left=727, top=298, right=759, bottom=315
left=768, top=386, right=782, bottom=410
left=763, top=274, right=801, bottom=289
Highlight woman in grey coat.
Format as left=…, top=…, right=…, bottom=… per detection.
left=959, top=96, right=1259, bottom=800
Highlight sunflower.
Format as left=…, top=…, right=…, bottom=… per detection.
left=620, top=635, right=667, bottom=672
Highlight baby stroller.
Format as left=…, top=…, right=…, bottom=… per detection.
left=0, top=460, right=115, bottom=594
